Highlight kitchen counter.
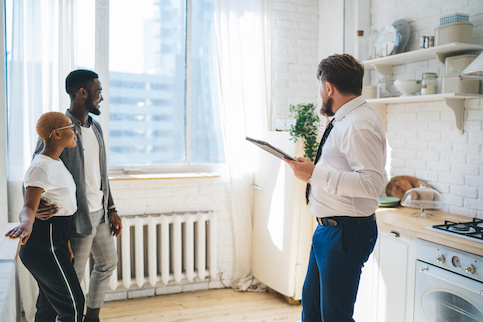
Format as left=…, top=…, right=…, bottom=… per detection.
left=375, top=207, right=483, bottom=256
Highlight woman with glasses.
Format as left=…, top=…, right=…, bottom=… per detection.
left=6, top=111, right=84, bottom=322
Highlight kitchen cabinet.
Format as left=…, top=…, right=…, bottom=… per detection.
left=353, top=243, right=379, bottom=322
left=354, top=228, right=416, bottom=322
left=375, top=229, right=416, bottom=322
left=363, top=42, right=483, bottom=134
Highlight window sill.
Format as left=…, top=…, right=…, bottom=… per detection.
left=109, top=172, right=220, bottom=181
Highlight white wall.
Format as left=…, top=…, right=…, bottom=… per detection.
left=270, top=0, right=483, bottom=218
left=370, top=0, right=483, bottom=217
left=270, top=0, right=320, bottom=129
left=108, top=0, right=323, bottom=299
left=108, top=174, right=234, bottom=299
left=1, top=0, right=478, bottom=301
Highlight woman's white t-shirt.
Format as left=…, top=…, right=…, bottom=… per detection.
left=24, top=154, right=77, bottom=217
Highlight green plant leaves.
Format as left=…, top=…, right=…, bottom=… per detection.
left=288, top=102, right=320, bottom=162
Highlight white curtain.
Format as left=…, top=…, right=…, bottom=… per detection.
left=7, top=1, right=76, bottom=320
left=213, top=0, right=271, bottom=290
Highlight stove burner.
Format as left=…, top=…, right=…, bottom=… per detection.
left=431, top=218, right=483, bottom=241
left=449, top=224, right=476, bottom=233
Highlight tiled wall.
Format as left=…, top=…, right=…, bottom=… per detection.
left=370, top=0, right=483, bottom=218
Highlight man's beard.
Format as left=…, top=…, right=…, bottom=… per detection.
left=86, top=94, right=101, bottom=115
left=320, top=97, right=334, bottom=116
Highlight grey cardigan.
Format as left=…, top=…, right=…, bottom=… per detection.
left=33, top=109, right=110, bottom=235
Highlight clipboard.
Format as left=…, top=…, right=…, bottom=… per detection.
left=246, top=136, right=297, bottom=161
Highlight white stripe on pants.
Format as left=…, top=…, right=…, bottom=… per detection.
left=70, top=209, right=118, bottom=309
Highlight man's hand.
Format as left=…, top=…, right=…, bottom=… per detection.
left=36, top=199, right=58, bottom=220
left=109, top=211, right=122, bottom=237
left=67, top=240, right=75, bottom=262
left=284, top=157, right=315, bottom=183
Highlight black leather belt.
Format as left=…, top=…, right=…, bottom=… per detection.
left=316, top=213, right=375, bottom=226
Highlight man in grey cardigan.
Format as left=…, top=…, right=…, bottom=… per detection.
left=35, top=70, right=122, bottom=322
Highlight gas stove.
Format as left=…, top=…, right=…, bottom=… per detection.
left=426, top=218, right=483, bottom=244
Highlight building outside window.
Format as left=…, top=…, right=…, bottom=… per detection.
left=79, top=0, right=225, bottom=169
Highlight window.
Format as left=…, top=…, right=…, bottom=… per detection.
left=78, top=0, right=225, bottom=169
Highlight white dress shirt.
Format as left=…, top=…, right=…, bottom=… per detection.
left=310, top=96, right=387, bottom=217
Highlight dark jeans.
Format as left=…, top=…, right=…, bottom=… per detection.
left=302, top=219, right=377, bottom=322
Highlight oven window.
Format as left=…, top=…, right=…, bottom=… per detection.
left=422, top=290, right=483, bottom=321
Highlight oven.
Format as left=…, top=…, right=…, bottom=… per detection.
left=414, top=239, right=483, bottom=321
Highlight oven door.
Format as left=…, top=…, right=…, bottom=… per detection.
left=414, top=260, right=483, bottom=321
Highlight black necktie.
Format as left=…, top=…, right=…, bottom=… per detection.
left=305, top=119, right=334, bottom=204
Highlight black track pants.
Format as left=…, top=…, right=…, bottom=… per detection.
left=20, top=216, right=85, bottom=322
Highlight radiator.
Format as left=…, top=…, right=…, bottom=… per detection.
left=83, top=211, right=217, bottom=291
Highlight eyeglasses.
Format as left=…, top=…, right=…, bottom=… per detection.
left=48, top=124, right=76, bottom=138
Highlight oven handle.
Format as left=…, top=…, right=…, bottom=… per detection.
left=418, top=262, right=483, bottom=296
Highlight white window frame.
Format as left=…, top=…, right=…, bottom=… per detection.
left=95, top=0, right=225, bottom=175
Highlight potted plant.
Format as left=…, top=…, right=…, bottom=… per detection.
left=288, top=102, right=320, bottom=162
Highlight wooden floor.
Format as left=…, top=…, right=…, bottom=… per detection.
left=21, top=288, right=301, bottom=321
left=99, top=288, right=302, bottom=322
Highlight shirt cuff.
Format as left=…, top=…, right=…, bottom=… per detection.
left=310, top=166, right=329, bottom=188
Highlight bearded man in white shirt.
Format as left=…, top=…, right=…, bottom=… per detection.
left=285, top=54, right=387, bottom=322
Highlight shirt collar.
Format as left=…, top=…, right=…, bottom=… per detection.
left=66, top=108, right=92, bottom=127
left=333, top=95, right=366, bottom=122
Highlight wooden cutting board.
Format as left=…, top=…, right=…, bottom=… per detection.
left=385, top=176, right=435, bottom=200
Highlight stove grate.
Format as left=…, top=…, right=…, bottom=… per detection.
left=431, top=218, right=483, bottom=240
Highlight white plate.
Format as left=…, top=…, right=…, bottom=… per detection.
left=374, top=25, right=397, bottom=57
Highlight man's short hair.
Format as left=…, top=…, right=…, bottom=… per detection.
left=316, top=54, right=364, bottom=96
left=65, top=69, right=99, bottom=96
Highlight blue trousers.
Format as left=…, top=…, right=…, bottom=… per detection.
left=301, top=219, right=377, bottom=322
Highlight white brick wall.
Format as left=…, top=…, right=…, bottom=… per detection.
left=386, top=98, right=483, bottom=218
left=372, top=0, right=483, bottom=218
left=369, top=0, right=483, bottom=86
left=104, top=0, right=483, bottom=300
left=107, top=175, right=234, bottom=299
left=104, top=0, right=323, bottom=300
left=271, top=0, right=320, bottom=129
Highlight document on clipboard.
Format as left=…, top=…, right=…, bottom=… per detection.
left=246, top=136, right=298, bottom=161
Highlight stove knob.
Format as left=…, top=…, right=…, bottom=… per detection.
left=465, top=264, right=476, bottom=274
left=452, top=256, right=461, bottom=268
left=436, top=255, right=445, bottom=264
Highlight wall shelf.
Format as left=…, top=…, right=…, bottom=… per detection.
left=363, top=43, right=483, bottom=77
left=367, top=93, right=483, bottom=134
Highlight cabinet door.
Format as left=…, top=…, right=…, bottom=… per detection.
left=353, top=240, right=379, bottom=322
left=376, top=230, right=414, bottom=322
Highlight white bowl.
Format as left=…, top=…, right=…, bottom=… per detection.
left=394, top=80, right=422, bottom=96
